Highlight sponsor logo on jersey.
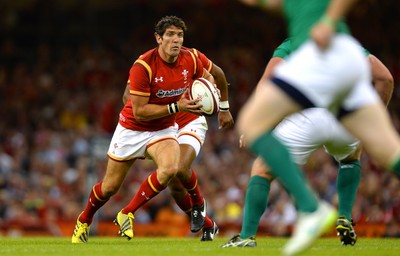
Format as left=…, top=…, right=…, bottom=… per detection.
left=156, top=87, right=186, bottom=98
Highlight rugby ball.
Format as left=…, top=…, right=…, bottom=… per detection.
left=189, top=78, right=220, bottom=116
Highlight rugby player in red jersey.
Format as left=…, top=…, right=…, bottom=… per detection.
left=72, top=16, right=221, bottom=243
left=121, top=46, right=233, bottom=240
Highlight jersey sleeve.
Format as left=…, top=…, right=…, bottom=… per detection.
left=362, top=47, right=371, bottom=57
left=272, top=38, right=293, bottom=59
left=193, top=53, right=205, bottom=79
left=129, top=61, right=151, bottom=97
left=192, top=48, right=213, bottom=72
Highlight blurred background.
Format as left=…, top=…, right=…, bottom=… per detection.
left=0, top=0, right=399, bottom=238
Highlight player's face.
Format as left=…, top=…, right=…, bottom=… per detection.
left=157, top=25, right=184, bottom=63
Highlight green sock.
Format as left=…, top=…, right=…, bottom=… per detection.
left=336, top=160, right=361, bottom=220
left=391, top=157, right=400, bottom=178
left=240, top=176, right=270, bottom=238
left=249, top=131, right=318, bottom=212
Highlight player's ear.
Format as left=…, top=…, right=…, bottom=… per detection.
left=155, top=32, right=162, bottom=44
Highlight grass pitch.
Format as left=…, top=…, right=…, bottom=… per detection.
left=0, top=237, right=399, bottom=256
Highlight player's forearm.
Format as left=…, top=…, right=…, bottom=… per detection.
left=211, top=64, right=229, bottom=102
left=373, top=78, right=394, bottom=107
left=369, top=54, right=394, bottom=106
left=256, top=57, right=284, bottom=93
left=122, top=83, right=130, bottom=105
left=203, top=69, right=216, bottom=86
left=133, top=104, right=175, bottom=121
left=238, top=0, right=282, bottom=10
left=324, top=0, right=359, bottom=22
left=133, top=90, right=202, bottom=120
left=261, top=57, right=284, bottom=80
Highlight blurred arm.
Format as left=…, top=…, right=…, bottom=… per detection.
left=311, top=0, right=359, bottom=49
left=238, top=0, right=282, bottom=10
left=256, top=56, right=284, bottom=93
left=211, top=63, right=234, bottom=129
left=122, top=82, right=130, bottom=105
left=211, top=64, right=229, bottom=102
left=368, top=54, right=394, bottom=106
left=324, top=0, right=359, bottom=22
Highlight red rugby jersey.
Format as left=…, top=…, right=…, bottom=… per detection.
left=175, top=48, right=213, bottom=128
left=119, top=47, right=205, bottom=131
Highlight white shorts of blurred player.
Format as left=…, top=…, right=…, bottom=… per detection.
left=177, top=116, right=208, bottom=156
left=107, top=123, right=178, bottom=161
left=273, top=108, right=360, bottom=165
left=273, top=34, right=380, bottom=114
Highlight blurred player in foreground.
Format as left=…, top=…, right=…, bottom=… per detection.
left=221, top=38, right=393, bottom=248
left=236, top=0, right=400, bottom=255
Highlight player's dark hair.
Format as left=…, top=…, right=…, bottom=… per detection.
left=155, top=16, right=187, bottom=36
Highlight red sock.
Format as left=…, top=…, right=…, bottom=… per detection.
left=79, top=181, right=109, bottom=225
left=122, top=172, right=166, bottom=214
left=182, top=170, right=204, bottom=206
left=175, top=192, right=192, bottom=216
left=203, top=216, right=214, bottom=229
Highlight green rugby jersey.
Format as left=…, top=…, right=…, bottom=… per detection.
left=272, top=37, right=369, bottom=59
left=283, top=0, right=350, bottom=50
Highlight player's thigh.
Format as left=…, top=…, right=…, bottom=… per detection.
left=251, top=156, right=274, bottom=180
left=177, top=118, right=207, bottom=178
left=237, top=81, right=301, bottom=144
left=177, top=116, right=207, bottom=157
left=147, top=138, right=180, bottom=182
left=176, top=143, right=196, bottom=179
left=341, top=103, right=400, bottom=168
left=102, top=158, right=135, bottom=195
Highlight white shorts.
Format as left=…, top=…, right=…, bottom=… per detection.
left=177, top=116, right=208, bottom=156
left=273, top=34, right=380, bottom=116
left=273, top=108, right=359, bottom=165
left=107, top=123, right=178, bottom=161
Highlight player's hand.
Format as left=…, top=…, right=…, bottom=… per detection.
left=177, top=89, right=204, bottom=115
left=310, top=20, right=335, bottom=50
left=214, top=84, right=222, bottom=99
left=239, top=134, right=246, bottom=148
left=218, top=111, right=234, bottom=129
left=238, top=0, right=281, bottom=10
left=238, top=0, right=255, bottom=5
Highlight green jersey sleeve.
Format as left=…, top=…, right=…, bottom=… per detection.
left=272, top=38, right=293, bottom=59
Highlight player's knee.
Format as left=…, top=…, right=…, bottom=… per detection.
left=168, top=180, right=186, bottom=201
left=341, top=147, right=362, bottom=162
left=236, top=109, right=252, bottom=138
left=251, top=171, right=273, bottom=180
left=176, top=168, right=191, bottom=182
left=101, top=183, right=120, bottom=197
left=158, top=165, right=179, bottom=184
left=251, top=157, right=274, bottom=180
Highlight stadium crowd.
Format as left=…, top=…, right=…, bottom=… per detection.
left=0, top=0, right=399, bottom=237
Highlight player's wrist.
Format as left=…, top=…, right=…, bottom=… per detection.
left=256, top=0, right=268, bottom=7
left=219, top=101, right=230, bottom=112
left=168, top=102, right=180, bottom=114
left=320, top=14, right=337, bottom=28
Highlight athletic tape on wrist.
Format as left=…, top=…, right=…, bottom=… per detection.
left=219, top=101, right=229, bottom=111
left=168, top=103, right=179, bottom=114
